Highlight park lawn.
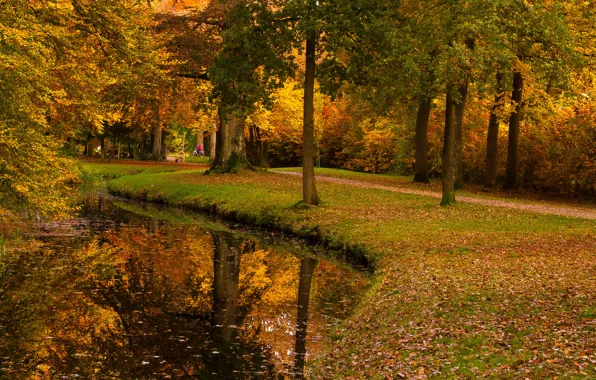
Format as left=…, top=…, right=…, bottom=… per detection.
left=182, top=155, right=211, bottom=164
left=78, top=160, right=203, bottom=181
left=104, top=166, right=596, bottom=379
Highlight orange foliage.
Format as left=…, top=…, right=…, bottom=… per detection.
left=155, top=0, right=210, bottom=13
left=344, top=118, right=399, bottom=173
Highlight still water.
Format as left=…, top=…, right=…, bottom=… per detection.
left=0, top=193, right=368, bottom=379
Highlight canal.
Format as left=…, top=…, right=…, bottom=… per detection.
left=0, top=192, right=368, bottom=379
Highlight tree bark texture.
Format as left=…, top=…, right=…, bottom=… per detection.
left=214, top=109, right=230, bottom=165
left=414, top=98, right=432, bottom=183
left=196, top=129, right=204, bottom=150
left=210, top=124, right=217, bottom=162
left=441, top=93, right=457, bottom=206
left=454, top=79, right=469, bottom=190
left=504, top=71, right=523, bottom=190
left=293, top=258, right=317, bottom=379
left=246, top=125, right=269, bottom=167
left=213, top=109, right=248, bottom=172
left=151, top=124, right=162, bottom=161
left=302, top=30, right=320, bottom=205
left=161, top=129, right=166, bottom=159
left=484, top=73, right=504, bottom=188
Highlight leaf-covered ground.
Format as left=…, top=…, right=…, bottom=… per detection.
left=97, top=163, right=595, bottom=378
left=320, top=242, right=595, bottom=379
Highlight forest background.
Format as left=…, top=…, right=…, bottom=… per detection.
left=1, top=0, right=596, bottom=220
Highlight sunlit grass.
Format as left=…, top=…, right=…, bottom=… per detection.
left=183, top=155, right=210, bottom=164
left=78, top=161, right=193, bottom=181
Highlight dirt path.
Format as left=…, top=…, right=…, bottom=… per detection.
left=276, top=171, right=596, bottom=220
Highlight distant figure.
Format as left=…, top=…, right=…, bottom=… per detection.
left=175, top=151, right=185, bottom=163
left=194, top=144, right=204, bottom=156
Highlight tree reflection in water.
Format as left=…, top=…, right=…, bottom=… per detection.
left=294, top=258, right=317, bottom=379
left=0, top=194, right=367, bottom=378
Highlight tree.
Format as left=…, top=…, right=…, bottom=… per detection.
left=414, top=98, right=432, bottom=183
left=0, top=0, right=165, bottom=218
left=318, top=0, right=477, bottom=200
left=294, top=0, right=402, bottom=201
left=302, top=26, right=321, bottom=205
left=454, top=39, right=475, bottom=190
left=211, top=232, right=243, bottom=342
left=484, top=72, right=504, bottom=188
left=503, top=70, right=524, bottom=189
left=293, top=258, right=317, bottom=378
left=441, top=93, right=457, bottom=205
left=495, top=0, right=577, bottom=189
left=204, top=1, right=296, bottom=172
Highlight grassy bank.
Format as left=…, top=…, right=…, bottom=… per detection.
left=79, top=162, right=180, bottom=181
left=99, top=163, right=595, bottom=378
left=78, top=159, right=208, bottom=183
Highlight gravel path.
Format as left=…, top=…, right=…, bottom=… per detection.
left=276, top=171, right=596, bottom=220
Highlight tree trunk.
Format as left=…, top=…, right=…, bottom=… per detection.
left=257, top=127, right=269, bottom=167
left=161, top=129, right=167, bottom=160
left=302, top=30, right=320, bottom=205
left=293, top=258, right=317, bottom=379
left=262, top=140, right=269, bottom=166
left=83, top=136, right=89, bottom=156
left=100, top=136, right=106, bottom=160
left=441, top=93, right=457, bottom=206
left=546, top=71, right=556, bottom=96
left=504, top=71, right=523, bottom=190
left=212, top=109, right=248, bottom=172
left=211, top=233, right=241, bottom=342
left=151, top=124, right=162, bottom=161
left=214, top=109, right=230, bottom=165
left=454, top=38, right=474, bottom=190
left=484, top=73, right=503, bottom=188
left=196, top=130, right=204, bottom=151
left=414, top=98, right=432, bottom=183
left=90, top=138, right=97, bottom=158
left=181, top=131, right=186, bottom=155
left=454, top=79, right=469, bottom=190
left=246, top=124, right=258, bottom=166
left=246, top=125, right=269, bottom=167
left=210, top=124, right=217, bottom=162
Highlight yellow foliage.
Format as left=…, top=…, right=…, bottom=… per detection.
left=250, top=81, right=304, bottom=140
left=0, top=0, right=169, bottom=218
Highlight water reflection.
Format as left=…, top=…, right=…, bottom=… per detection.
left=0, top=194, right=368, bottom=378
left=294, top=258, right=317, bottom=379
left=212, top=232, right=244, bottom=343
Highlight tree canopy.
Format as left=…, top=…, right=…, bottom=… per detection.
left=2, top=0, right=596, bottom=218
